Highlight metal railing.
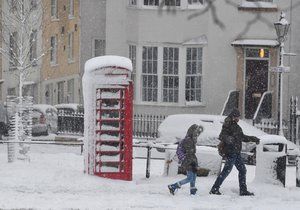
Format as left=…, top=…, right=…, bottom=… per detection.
left=133, top=114, right=166, bottom=138
left=57, top=110, right=84, bottom=135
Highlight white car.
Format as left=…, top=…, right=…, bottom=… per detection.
left=157, top=114, right=265, bottom=148
left=157, top=114, right=300, bottom=165
left=32, top=104, right=58, bottom=136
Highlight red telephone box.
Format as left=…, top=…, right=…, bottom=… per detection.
left=83, top=56, right=133, bottom=181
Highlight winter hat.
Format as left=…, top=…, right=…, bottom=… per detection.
left=229, top=108, right=240, bottom=118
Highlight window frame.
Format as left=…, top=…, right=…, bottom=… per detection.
left=57, top=81, right=65, bottom=104
left=185, top=47, right=203, bottom=104
left=162, top=47, right=179, bottom=103
left=50, top=35, right=57, bottom=65
left=51, top=0, right=58, bottom=19
left=141, top=46, right=158, bottom=102
left=9, top=31, right=18, bottom=71
left=29, top=29, right=37, bottom=65
left=129, top=45, right=137, bottom=99
left=67, top=32, right=74, bottom=62
left=93, top=39, right=106, bottom=57
left=69, top=0, right=74, bottom=18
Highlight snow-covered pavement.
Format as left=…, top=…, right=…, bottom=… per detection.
left=0, top=144, right=300, bottom=209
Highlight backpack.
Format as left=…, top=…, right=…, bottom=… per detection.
left=176, top=138, right=186, bottom=163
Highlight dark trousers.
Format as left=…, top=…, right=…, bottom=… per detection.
left=212, top=153, right=247, bottom=192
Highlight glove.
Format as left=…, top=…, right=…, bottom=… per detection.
left=253, top=136, right=260, bottom=144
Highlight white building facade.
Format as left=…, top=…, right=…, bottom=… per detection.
left=81, top=0, right=298, bottom=121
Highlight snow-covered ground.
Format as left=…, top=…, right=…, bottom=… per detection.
left=1, top=144, right=300, bottom=209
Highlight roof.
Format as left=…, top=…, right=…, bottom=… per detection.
left=231, top=39, right=279, bottom=47
left=84, top=55, right=132, bottom=74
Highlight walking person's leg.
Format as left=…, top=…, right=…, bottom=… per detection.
left=190, top=171, right=197, bottom=195
left=235, top=154, right=254, bottom=196
left=168, top=170, right=193, bottom=195
left=210, top=154, right=236, bottom=195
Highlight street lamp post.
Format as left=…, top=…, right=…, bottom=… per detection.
left=273, top=12, right=290, bottom=136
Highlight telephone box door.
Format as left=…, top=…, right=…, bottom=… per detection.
left=94, top=83, right=133, bottom=181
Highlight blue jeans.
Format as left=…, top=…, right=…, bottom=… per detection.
left=212, top=153, right=247, bottom=192
left=177, top=170, right=197, bottom=188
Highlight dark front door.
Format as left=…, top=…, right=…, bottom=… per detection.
left=245, top=60, right=268, bottom=119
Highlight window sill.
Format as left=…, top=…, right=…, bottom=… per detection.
left=51, top=17, right=59, bottom=22
left=50, top=62, right=58, bottom=67
left=238, top=2, right=278, bottom=12
left=134, top=101, right=205, bottom=107
left=131, top=5, right=205, bottom=10
left=68, top=59, right=75, bottom=64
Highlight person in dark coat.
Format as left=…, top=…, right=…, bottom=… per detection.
left=168, top=124, right=203, bottom=195
left=210, top=108, right=260, bottom=196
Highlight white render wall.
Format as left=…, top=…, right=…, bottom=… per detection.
left=85, top=0, right=297, bottom=118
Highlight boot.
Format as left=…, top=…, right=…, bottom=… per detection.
left=209, top=187, right=221, bottom=195
left=190, top=187, right=197, bottom=195
left=240, top=190, right=254, bottom=196
left=168, top=183, right=180, bottom=195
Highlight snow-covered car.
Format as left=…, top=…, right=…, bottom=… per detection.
left=156, top=114, right=265, bottom=147
left=54, top=103, right=84, bottom=114
left=32, top=104, right=58, bottom=136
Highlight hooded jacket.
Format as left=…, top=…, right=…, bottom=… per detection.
left=219, top=116, right=258, bottom=154
left=181, top=124, right=202, bottom=171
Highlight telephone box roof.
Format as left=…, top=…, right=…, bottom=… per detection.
left=84, top=55, right=133, bottom=74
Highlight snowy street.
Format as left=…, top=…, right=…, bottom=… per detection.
left=1, top=144, right=300, bottom=209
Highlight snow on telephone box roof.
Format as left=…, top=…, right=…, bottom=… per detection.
left=84, top=55, right=133, bottom=74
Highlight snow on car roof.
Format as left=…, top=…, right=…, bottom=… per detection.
left=54, top=103, right=82, bottom=111
left=32, top=104, right=57, bottom=114
left=157, top=114, right=266, bottom=146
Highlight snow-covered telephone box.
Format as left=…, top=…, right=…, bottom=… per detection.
left=83, top=56, right=133, bottom=181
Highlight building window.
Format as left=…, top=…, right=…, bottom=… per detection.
left=45, top=83, right=54, bottom=105
left=163, top=47, right=179, bottom=103
left=165, top=0, right=181, bottom=6
left=7, top=88, right=16, bottom=96
left=23, top=84, right=38, bottom=103
left=129, top=45, right=136, bottom=99
left=9, top=32, right=18, bottom=70
left=67, top=79, right=74, bottom=103
left=31, top=0, right=38, bottom=9
left=93, top=39, right=106, bottom=57
left=129, top=0, right=137, bottom=5
left=69, top=0, right=74, bottom=18
left=188, top=0, right=204, bottom=4
left=57, top=81, right=64, bottom=104
left=68, top=32, right=74, bottom=61
left=245, top=48, right=269, bottom=58
left=129, top=45, right=136, bottom=81
left=51, top=0, right=58, bottom=18
left=50, top=35, right=57, bottom=64
left=142, top=46, right=158, bottom=102
left=9, top=0, right=17, bottom=12
left=30, top=30, right=37, bottom=65
left=185, top=47, right=202, bottom=102
left=144, top=0, right=159, bottom=6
